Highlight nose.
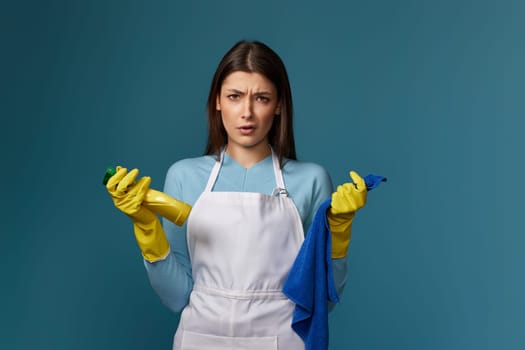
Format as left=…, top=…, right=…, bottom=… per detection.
left=241, top=97, right=253, bottom=119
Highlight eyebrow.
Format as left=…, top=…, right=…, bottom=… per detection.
left=224, top=88, right=273, bottom=95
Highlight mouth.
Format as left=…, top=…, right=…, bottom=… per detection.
left=238, top=125, right=256, bottom=135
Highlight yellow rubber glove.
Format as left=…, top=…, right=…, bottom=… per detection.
left=105, top=166, right=170, bottom=262
left=328, top=171, right=367, bottom=258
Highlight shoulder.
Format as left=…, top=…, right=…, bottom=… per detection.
left=281, top=159, right=333, bottom=201
left=165, top=155, right=216, bottom=181
left=282, top=159, right=332, bottom=187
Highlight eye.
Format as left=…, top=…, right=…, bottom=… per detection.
left=227, top=94, right=240, bottom=101
left=256, top=96, right=270, bottom=103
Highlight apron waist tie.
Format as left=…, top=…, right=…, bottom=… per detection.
left=193, top=284, right=288, bottom=300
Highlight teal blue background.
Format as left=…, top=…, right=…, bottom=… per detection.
left=2, top=0, right=523, bottom=349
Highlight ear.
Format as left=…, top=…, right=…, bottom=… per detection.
left=216, top=95, right=221, bottom=111
left=275, top=102, right=281, bottom=115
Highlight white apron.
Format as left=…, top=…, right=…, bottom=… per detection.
left=173, top=149, right=305, bottom=350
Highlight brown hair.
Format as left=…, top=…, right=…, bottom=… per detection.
left=204, top=40, right=296, bottom=165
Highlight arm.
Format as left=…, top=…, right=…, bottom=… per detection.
left=143, top=220, right=193, bottom=313
left=105, top=165, right=194, bottom=313
left=328, top=172, right=386, bottom=299
left=143, top=163, right=195, bottom=313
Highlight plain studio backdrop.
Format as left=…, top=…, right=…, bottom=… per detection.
left=1, top=0, right=522, bottom=349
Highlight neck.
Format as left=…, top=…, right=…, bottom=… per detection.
left=225, top=142, right=272, bottom=168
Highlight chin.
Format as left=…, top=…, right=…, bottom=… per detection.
left=233, top=139, right=268, bottom=149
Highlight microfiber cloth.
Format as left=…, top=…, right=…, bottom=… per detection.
left=283, top=174, right=386, bottom=350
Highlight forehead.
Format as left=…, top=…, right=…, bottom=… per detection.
left=221, top=71, right=276, bottom=92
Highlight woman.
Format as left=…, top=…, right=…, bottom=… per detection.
left=106, top=40, right=367, bottom=350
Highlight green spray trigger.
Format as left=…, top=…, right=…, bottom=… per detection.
left=102, top=167, right=116, bottom=185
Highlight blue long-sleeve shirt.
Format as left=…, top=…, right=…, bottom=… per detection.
left=144, top=153, right=348, bottom=313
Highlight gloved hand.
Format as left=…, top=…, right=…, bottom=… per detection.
left=105, top=166, right=170, bottom=262
left=328, top=170, right=367, bottom=258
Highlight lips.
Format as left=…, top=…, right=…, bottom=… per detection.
left=238, top=125, right=256, bottom=135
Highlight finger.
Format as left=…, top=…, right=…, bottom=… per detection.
left=106, top=167, right=128, bottom=191
left=117, top=168, right=139, bottom=193
left=133, top=176, right=151, bottom=200
left=339, top=183, right=354, bottom=193
left=334, top=184, right=346, bottom=197
left=349, top=171, right=366, bottom=192
left=333, top=183, right=358, bottom=213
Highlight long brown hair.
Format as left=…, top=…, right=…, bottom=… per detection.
left=204, top=40, right=296, bottom=165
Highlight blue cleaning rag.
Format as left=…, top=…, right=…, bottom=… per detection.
left=283, top=174, right=386, bottom=350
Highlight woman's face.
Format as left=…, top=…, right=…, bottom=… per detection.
left=216, top=71, right=280, bottom=153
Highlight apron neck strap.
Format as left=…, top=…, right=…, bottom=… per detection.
left=271, top=148, right=286, bottom=190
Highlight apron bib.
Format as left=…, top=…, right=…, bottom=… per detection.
left=173, top=149, right=305, bottom=350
